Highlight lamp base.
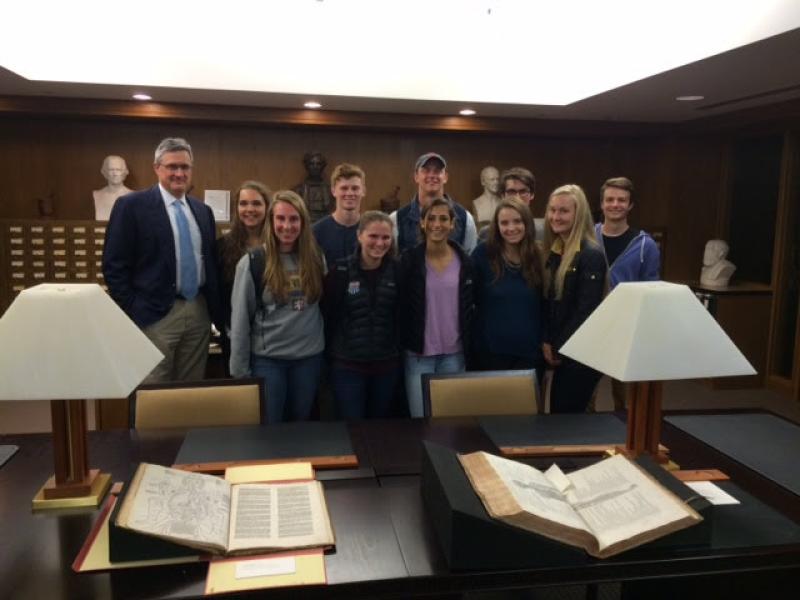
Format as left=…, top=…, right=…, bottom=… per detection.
left=32, top=470, right=112, bottom=510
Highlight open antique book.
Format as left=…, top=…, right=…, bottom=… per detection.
left=458, top=451, right=702, bottom=559
left=115, top=463, right=334, bottom=557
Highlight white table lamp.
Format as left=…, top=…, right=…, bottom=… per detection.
left=559, top=281, right=755, bottom=461
left=0, top=284, right=163, bottom=509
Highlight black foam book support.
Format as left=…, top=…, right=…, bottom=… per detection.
left=420, top=442, right=712, bottom=571
left=173, top=421, right=356, bottom=468
left=667, top=413, right=800, bottom=496
left=480, top=414, right=628, bottom=449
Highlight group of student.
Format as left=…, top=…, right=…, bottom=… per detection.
left=213, top=152, right=661, bottom=423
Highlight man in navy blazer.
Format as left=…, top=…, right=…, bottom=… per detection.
left=103, top=137, right=221, bottom=382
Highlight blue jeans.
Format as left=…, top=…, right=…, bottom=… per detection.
left=251, top=353, right=323, bottom=423
left=404, top=351, right=465, bottom=418
left=330, top=364, right=399, bottom=420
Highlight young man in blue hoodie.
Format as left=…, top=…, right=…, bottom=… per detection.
left=594, top=177, right=660, bottom=409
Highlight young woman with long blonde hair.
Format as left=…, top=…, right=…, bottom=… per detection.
left=542, top=184, right=606, bottom=413
left=229, top=190, right=325, bottom=422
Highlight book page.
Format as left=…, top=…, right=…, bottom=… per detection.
left=227, top=481, right=333, bottom=553
left=482, top=453, right=590, bottom=533
left=564, top=454, right=695, bottom=551
left=123, top=464, right=230, bottom=552
left=544, top=463, right=572, bottom=494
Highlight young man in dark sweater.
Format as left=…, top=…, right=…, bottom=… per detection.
left=313, top=163, right=366, bottom=266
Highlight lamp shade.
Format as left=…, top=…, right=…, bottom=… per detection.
left=559, top=281, right=755, bottom=382
left=0, top=284, right=163, bottom=400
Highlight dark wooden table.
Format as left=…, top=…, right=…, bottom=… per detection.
left=1, top=414, right=800, bottom=599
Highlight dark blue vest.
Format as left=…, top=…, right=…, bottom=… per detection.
left=329, top=255, right=399, bottom=361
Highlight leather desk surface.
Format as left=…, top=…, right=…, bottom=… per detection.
left=1, top=413, right=800, bottom=599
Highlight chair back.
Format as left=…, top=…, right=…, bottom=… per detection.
left=131, top=378, right=263, bottom=428
left=422, top=369, right=539, bottom=418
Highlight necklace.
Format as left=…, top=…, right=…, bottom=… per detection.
left=502, top=250, right=521, bottom=268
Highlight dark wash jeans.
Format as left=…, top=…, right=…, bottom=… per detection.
left=330, top=363, right=399, bottom=419
left=252, top=352, right=324, bottom=423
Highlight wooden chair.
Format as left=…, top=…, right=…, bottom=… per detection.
left=130, top=378, right=264, bottom=428
left=422, top=369, right=539, bottom=418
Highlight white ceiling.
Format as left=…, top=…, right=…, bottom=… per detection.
left=2, top=0, right=800, bottom=123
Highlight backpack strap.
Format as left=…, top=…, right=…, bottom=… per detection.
left=248, top=246, right=266, bottom=311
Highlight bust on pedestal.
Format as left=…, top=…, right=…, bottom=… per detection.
left=472, top=166, right=501, bottom=229
left=93, top=155, right=132, bottom=221
left=700, top=239, right=736, bottom=288
left=293, top=151, right=334, bottom=223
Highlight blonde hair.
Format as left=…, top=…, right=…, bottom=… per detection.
left=330, top=163, right=366, bottom=189
left=264, top=190, right=324, bottom=304
left=543, top=184, right=598, bottom=299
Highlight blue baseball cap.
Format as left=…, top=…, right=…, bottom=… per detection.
left=414, top=152, right=447, bottom=171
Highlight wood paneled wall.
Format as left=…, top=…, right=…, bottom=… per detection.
left=0, top=113, right=726, bottom=280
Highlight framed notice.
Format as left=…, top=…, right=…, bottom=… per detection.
left=205, top=190, right=231, bottom=222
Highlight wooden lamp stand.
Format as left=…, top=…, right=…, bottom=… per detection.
left=31, top=399, right=112, bottom=510
left=619, top=381, right=670, bottom=464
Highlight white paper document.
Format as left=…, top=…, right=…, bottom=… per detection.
left=685, top=481, right=740, bottom=505
left=205, top=190, right=231, bottom=222
left=235, top=556, right=297, bottom=579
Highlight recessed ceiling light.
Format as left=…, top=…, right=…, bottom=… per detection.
left=304, top=101, right=322, bottom=109
left=675, top=95, right=704, bottom=102
left=132, top=93, right=152, bottom=101
left=459, top=108, right=477, bottom=116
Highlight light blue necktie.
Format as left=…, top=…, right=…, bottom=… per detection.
left=172, top=201, right=198, bottom=300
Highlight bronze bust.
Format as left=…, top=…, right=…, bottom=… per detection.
left=292, top=151, right=334, bottom=223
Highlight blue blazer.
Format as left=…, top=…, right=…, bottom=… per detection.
left=102, top=185, right=222, bottom=329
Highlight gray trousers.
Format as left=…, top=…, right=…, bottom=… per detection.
left=142, top=296, right=210, bottom=383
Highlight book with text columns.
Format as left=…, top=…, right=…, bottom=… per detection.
left=458, top=451, right=702, bottom=559
left=114, top=463, right=334, bottom=557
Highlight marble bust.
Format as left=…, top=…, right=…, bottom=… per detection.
left=93, top=155, right=132, bottom=221
left=700, top=239, right=736, bottom=288
left=472, top=166, right=501, bottom=228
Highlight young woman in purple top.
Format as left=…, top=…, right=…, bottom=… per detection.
left=399, top=198, right=475, bottom=417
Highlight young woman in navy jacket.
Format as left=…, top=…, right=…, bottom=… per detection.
left=542, top=184, right=607, bottom=413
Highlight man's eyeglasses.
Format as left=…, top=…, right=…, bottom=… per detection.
left=504, top=188, right=531, bottom=198
left=159, top=163, right=193, bottom=173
